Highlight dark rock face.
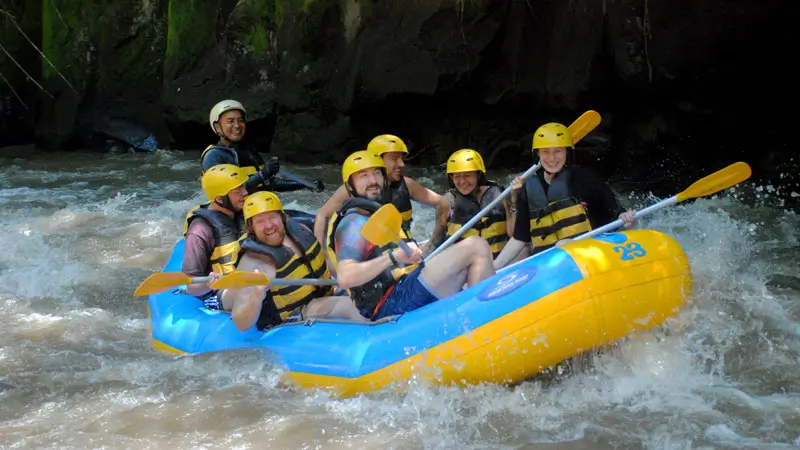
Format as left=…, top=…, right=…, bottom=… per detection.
left=1, top=0, right=796, bottom=201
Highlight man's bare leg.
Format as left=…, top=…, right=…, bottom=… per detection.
left=511, top=242, right=531, bottom=263
left=302, top=296, right=369, bottom=322
left=419, top=236, right=495, bottom=299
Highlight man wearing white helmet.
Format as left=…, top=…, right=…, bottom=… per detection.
left=203, top=100, right=325, bottom=194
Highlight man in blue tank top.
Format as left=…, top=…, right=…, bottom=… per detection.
left=313, top=134, right=440, bottom=257
left=328, top=151, right=495, bottom=320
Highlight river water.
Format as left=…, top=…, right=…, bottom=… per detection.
left=0, top=150, right=798, bottom=449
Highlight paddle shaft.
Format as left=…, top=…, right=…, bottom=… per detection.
left=271, top=278, right=338, bottom=286
left=498, top=195, right=679, bottom=274
left=277, top=169, right=321, bottom=191
left=424, top=111, right=600, bottom=262
left=571, top=196, right=678, bottom=242
left=423, top=162, right=541, bottom=262
left=495, top=160, right=751, bottom=275
left=185, top=275, right=337, bottom=287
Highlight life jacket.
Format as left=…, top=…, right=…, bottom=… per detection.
left=325, top=197, right=418, bottom=318
left=388, top=177, right=413, bottom=230
left=525, top=168, right=592, bottom=254
left=200, top=143, right=265, bottom=176
left=237, top=218, right=333, bottom=330
left=444, top=182, right=508, bottom=257
left=182, top=204, right=246, bottom=275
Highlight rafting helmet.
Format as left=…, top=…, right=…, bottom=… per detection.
left=209, top=100, right=246, bottom=135
left=367, top=134, right=408, bottom=156
left=243, top=191, right=284, bottom=221
left=532, top=123, right=574, bottom=150
left=202, top=164, right=248, bottom=211
left=341, top=150, right=388, bottom=198
left=446, top=149, right=486, bottom=174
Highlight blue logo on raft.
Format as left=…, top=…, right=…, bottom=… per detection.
left=478, top=266, right=538, bottom=301
left=593, top=232, right=628, bottom=244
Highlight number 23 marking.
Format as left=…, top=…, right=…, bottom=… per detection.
left=614, top=242, right=646, bottom=260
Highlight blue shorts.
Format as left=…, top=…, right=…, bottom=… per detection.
left=374, top=266, right=439, bottom=320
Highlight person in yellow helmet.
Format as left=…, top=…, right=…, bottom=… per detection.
left=219, top=191, right=367, bottom=331
left=313, top=134, right=440, bottom=253
left=325, top=151, right=495, bottom=321
left=181, top=164, right=249, bottom=306
left=424, top=149, right=516, bottom=259
left=493, top=123, right=637, bottom=269
left=202, top=100, right=324, bottom=195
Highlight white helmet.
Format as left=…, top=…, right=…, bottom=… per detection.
left=209, top=100, right=246, bottom=134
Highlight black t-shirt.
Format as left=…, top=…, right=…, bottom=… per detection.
left=513, top=166, right=623, bottom=241
left=200, top=143, right=311, bottom=193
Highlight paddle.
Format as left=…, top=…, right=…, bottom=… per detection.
left=209, top=271, right=338, bottom=290
left=499, top=161, right=753, bottom=273
left=277, top=169, right=324, bottom=192
left=361, top=204, right=413, bottom=256
left=133, top=272, right=209, bottom=296
left=133, top=271, right=337, bottom=296
left=424, top=110, right=602, bottom=262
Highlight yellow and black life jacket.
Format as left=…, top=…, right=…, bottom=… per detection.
left=525, top=168, right=592, bottom=254
left=388, top=177, right=413, bottom=230
left=200, top=143, right=265, bottom=176
left=326, top=197, right=418, bottom=318
left=444, top=182, right=508, bottom=257
left=183, top=204, right=246, bottom=275
left=238, top=218, right=333, bottom=330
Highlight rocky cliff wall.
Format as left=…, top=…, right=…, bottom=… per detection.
left=0, top=0, right=795, bottom=197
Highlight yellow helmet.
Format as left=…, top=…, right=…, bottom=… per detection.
left=446, top=149, right=486, bottom=174
left=243, top=191, right=283, bottom=221
left=341, top=150, right=386, bottom=185
left=201, top=164, right=248, bottom=201
left=209, top=100, right=246, bottom=134
left=532, top=123, right=574, bottom=150
left=367, top=134, right=408, bottom=156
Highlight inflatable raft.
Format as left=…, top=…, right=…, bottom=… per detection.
left=147, top=229, right=692, bottom=397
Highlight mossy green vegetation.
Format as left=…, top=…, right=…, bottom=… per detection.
left=41, top=0, right=80, bottom=81
left=227, top=0, right=286, bottom=60
left=165, top=0, right=217, bottom=78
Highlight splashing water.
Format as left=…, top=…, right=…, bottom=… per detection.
left=1, top=150, right=798, bottom=449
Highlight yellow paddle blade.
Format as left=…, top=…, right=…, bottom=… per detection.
left=676, top=162, right=752, bottom=202
left=569, top=110, right=601, bottom=144
left=133, top=272, right=191, bottom=296
left=210, top=271, right=272, bottom=290
left=362, top=204, right=404, bottom=246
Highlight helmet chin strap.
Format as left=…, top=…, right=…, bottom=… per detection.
left=214, top=121, right=237, bottom=144
left=214, top=194, right=235, bottom=211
